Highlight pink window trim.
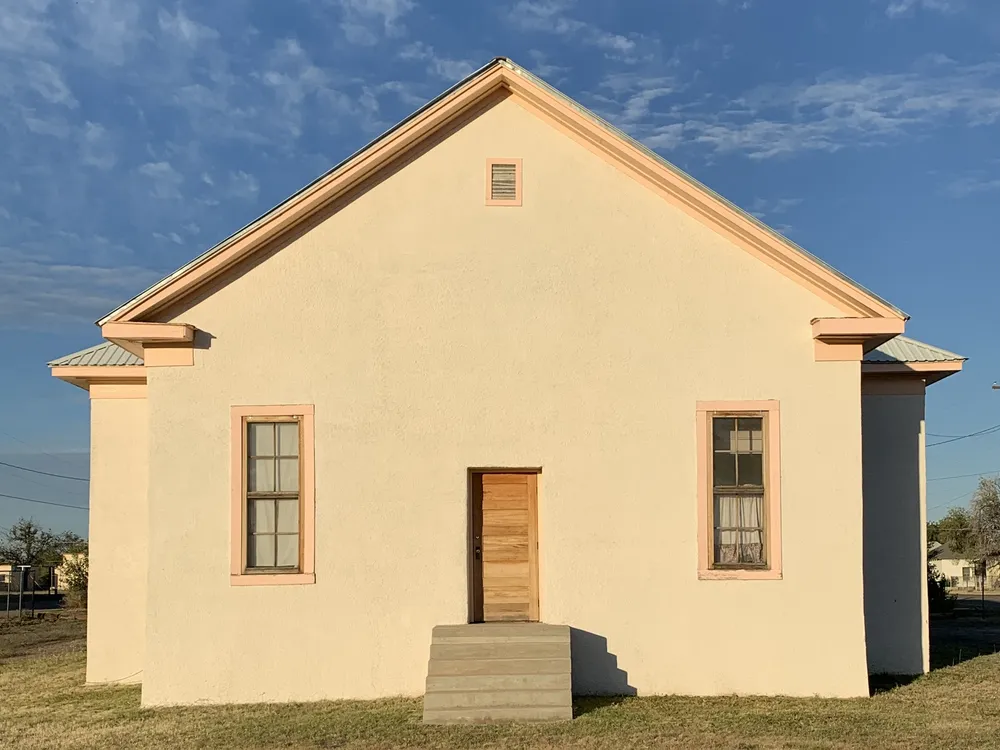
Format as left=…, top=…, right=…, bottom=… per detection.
left=696, top=400, right=782, bottom=581
left=485, top=158, right=523, bottom=206
left=230, top=404, right=316, bottom=586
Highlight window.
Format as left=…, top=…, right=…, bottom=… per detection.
left=247, top=420, right=301, bottom=570
left=711, top=416, right=766, bottom=567
left=485, top=158, right=522, bottom=206
left=230, top=405, right=315, bottom=586
left=962, top=567, right=971, bottom=584
left=696, top=401, right=782, bottom=580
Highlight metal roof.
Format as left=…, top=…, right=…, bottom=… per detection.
left=98, top=57, right=907, bottom=325
left=48, top=341, right=143, bottom=367
left=865, top=336, right=965, bottom=364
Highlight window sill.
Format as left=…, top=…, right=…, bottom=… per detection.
left=699, top=568, right=782, bottom=581
left=230, top=573, right=315, bottom=587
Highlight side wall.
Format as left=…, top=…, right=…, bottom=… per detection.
left=861, top=382, right=928, bottom=675
left=87, top=396, right=148, bottom=684
left=141, top=94, right=870, bottom=704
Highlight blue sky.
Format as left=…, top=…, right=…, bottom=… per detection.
left=2, top=0, right=999, bottom=537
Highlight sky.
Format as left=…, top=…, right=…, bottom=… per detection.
left=1, top=0, right=999, bottom=538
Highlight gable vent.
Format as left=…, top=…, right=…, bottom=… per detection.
left=486, top=158, right=522, bottom=206
left=491, top=164, right=517, bottom=200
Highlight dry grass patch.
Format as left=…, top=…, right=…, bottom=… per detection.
left=2, top=614, right=1000, bottom=749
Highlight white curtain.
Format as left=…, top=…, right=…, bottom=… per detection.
left=714, top=494, right=764, bottom=565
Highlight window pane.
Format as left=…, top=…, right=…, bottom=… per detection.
left=251, top=499, right=276, bottom=533
left=276, top=499, right=299, bottom=533
left=714, top=528, right=738, bottom=565
left=277, top=422, right=299, bottom=457
left=713, top=452, right=736, bottom=487
left=278, top=457, right=299, bottom=492
left=249, top=457, right=275, bottom=492
left=250, top=535, right=275, bottom=568
left=737, top=417, right=762, bottom=435
left=249, top=423, right=275, bottom=457
left=739, top=529, right=765, bottom=564
left=713, top=418, right=735, bottom=451
left=739, top=494, right=764, bottom=528
left=276, top=535, right=299, bottom=567
left=714, top=494, right=739, bottom=528
left=738, top=453, right=763, bottom=487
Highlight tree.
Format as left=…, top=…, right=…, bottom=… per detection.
left=935, top=506, right=974, bottom=554
left=60, top=552, right=89, bottom=608
left=0, top=519, right=86, bottom=566
left=970, top=477, right=1000, bottom=563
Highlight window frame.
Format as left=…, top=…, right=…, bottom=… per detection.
left=485, top=158, right=522, bottom=206
left=230, top=405, right=315, bottom=586
left=696, top=400, right=782, bottom=580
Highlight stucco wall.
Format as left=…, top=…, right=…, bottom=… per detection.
left=87, top=396, right=148, bottom=684
left=861, top=389, right=928, bottom=675
left=141, top=94, right=869, bottom=705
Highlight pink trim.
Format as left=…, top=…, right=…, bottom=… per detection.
left=89, top=383, right=147, bottom=400
left=485, top=158, right=523, bottom=206
left=862, top=360, right=963, bottom=385
left=230, top=573, right=315, bottom=587
left=811, top=318, right=904, bottom=338
left=143, top=344, right=194, bottom=367
left=50, top=365, right=146, bottom=392
left=230, top=405, right=316, bottom=586
left=102, top=322, right=195, bottom=343
left=696, top=400, right=782, bottom=581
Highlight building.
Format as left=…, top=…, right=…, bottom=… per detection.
left=49, top=58, right=964, bottom=711
left=929, top=542, right=1000, bottom=589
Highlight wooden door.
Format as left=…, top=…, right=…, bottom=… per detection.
left=470, top=472, right=539, bottom=622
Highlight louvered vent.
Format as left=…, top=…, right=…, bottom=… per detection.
left=490, top=163, right=518, bottom=202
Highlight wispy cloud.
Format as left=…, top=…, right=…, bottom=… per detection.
left=336, top=0, right=416, bottom=44
left=884, top=0, right=961, bottom=19
left=596, top=58, right=1000, bottom=159
left=943, top=173, right=1000, bottom=197
left=399, top=42, right=475, bottom=81
left=748, top=198, right=803, bottom=224
left=506, top=0, right=653, bottom=62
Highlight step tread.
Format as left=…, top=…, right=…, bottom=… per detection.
left=433, top=624, right=569, bottom=638
left=428, top=657, right=570, bottom=676
left=423, top=705, right=572, bottom=724
left=426, top=673, right=571, bottom=691
left=430, top=643, right=569, bottom=660
left=424, top=688, right=570, bottom=710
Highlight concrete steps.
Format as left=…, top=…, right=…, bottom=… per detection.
left=422, top=623, right=572, bottom=724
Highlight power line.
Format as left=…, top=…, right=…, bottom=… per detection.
left=0, top=460, right=88, bottom=482
left=927, top=422, right=1000, bottom=448
left=0, top=427, right=86, bottom=474
left=928, top=469, right=1000, bottom=482
left=0, top=492, right=88, bottom=511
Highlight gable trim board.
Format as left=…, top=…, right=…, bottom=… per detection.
left=96, top=58, right=904, bottom=328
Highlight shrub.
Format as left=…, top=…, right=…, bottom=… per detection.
left=61, top=553, right=89, bottom=609
left=928, top=564, right=954, bottom=614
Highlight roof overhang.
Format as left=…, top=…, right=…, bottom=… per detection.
left=811, top=317, right=907, bottom=362
left=861, top=359, right=964, bottom=385
left=50, top=364, right=147, bottom=395
left=96, top=58, right=906, bottom=327
left=101, top=322, right=196, bottom=366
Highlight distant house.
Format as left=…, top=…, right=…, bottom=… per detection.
left=929, top=542, right=1000, bottom=589
left=48, top=58, right=965, bottom=712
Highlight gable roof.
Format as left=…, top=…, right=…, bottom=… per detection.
left=98, top=57, right=906, bottom=325
left=48, top=341, right=143, bottom=367
left=864, top=336, right=965, bottom=365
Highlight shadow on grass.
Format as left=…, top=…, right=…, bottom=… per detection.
left=573, top=695, right=633, bottom=718
left=868, top=673, right=920, bottom=695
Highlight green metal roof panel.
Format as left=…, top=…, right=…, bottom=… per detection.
left=865, top=336, right=965, bottom=364
left=48, top=341, right=143, bottom=367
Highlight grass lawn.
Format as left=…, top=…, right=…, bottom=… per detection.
left=2, top=607, right=1000, bottom=750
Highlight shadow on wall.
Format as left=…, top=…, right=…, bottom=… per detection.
left=570, top=627, right=636, bottom=697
